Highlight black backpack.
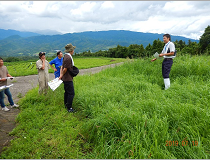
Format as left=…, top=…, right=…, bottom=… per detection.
left=68, top=66, right=79, bottom=77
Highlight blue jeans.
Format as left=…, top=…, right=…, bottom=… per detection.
left=0, top=88, right=14, bottom=108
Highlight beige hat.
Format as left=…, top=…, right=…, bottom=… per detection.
left=64, top=43, right=76, bottom=53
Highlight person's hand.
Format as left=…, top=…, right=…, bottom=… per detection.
left=0, top=78, right=7, bottom=81
left=151, top=58, right=157, bottom=62
left=58, top=76, right=62, bottom=80
left=159, top=54, right=164, bottom=57
left=54, top=69, right=57, bottom=72
left=41, top=57, right=45, bottom=62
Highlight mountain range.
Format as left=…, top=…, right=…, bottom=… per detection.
left=0, top=29, right=40, bottom=40
left=0, top=29, right=199, bottom=57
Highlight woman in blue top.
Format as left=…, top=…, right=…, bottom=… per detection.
left=49, top=51, right=63, bottom=78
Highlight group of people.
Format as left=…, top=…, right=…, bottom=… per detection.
left=1, top=34, right=176, bottom=113
left=0, top=43, right=77, bottom=113
left=36, top=43, right=77, bottom=113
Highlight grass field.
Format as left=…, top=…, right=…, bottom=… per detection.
left=4, top=57, right=127, bottom=77
left=1, top=55, right=210, bottom=159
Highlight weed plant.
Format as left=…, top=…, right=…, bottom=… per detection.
left=1, top=55, right=210, bottom=159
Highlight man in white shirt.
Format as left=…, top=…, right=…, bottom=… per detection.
left=151, top=34, right=176, bottom=90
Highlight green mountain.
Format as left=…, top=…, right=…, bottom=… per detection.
left=0, top=30, right=199, bottom=57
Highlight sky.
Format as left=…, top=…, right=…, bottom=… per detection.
left=0, top=1, right=210, bottom=40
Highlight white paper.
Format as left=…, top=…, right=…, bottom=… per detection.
left=0, top=86, right=6, bottom=92
left=0, top=77, right=15, bottom=80
left=0, top=84, right=14, bottom=92
left=153, top=52, right=159, bottom=59
left=7, top=77, right=15, bottom=79
left=48, top=78, right=63, bottom=91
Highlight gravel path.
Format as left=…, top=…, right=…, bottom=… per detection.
left=0, top=62, right=124, bottom=154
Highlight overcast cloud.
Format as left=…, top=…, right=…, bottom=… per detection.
left=0, top=1, right=210, bottom=40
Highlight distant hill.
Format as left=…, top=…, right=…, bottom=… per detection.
left=0, top=30, right=199, bottom=57
left=0, top=29, right=40, bottom=40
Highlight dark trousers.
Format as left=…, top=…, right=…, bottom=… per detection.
left=162, top=59, right=173, bottom=79
left=63, top=81, right=75, bottom=110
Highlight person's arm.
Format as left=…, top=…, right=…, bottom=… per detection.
left=41, top=59, right=45, bottom=70
left=0, top=78, right=7, bottom=82
left=62, top=68, right=67, bottom=75
left=7, top=74, right=12, bottom=77
left=59, top=66, right=67, bottom=80
left=50, top=64, right=57, bottom=71
left=59, top=66, right=63, bottom=80
left=159, top=52, right=174, bottom=57
left=7, top=73, right=14, bottom=80
left=37, top=59, right=45, bottom=70
left=0, top=74, right=11, bottom=81
left=151, top=58, right=157, bottom=62
left=49, top=59, right=57, bottom=71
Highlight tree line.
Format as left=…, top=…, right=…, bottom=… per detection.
left=77, top=26, right=210, bottom=58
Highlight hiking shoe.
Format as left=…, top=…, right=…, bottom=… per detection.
left=68, top=108, right=74, bottom=113
left=11, top=104, right=19, bottom=108
left=2, top=107, right=10, bottom=111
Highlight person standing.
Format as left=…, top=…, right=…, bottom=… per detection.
left=0, top=57, right=19, bottom=111
left=49, top=51, right=63, bottom=78
left=151, top=34, right=176, bottom=90
left=36, top=52, right=50, bottom=94
left=59, top=43, right=76, bottom=113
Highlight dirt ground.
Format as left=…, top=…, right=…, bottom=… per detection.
left=0, top=62, right=124, bottom=154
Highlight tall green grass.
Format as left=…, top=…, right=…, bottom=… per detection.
left=1, top=55, right=210, bottom=159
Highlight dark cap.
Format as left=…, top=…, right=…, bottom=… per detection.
left=39, top=52, right=45, bottom=57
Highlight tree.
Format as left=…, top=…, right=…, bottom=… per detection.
left=139, top=44, right=145, bottom=57
left=145, top=43, right=152, bottom=57
left=199, top=25, right=210, bottom=53
left=178, top=40, right=186, bottom=50
left=182, top=42, right=200, bottom=55
left=156, top=39, right=164, bottom=53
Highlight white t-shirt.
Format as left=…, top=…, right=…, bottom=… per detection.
left=162, top=41, right=176, bottom=59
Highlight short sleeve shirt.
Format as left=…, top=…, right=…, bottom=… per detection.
left=49, top=57, right=63, bottom=76
left=0, top=66, right=9, bottom=86
left=162, top=41, right=176, bottom=59
left=62, top=54, right=73, bottom=82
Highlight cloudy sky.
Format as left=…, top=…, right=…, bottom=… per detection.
left=0, top=1, right=210, bottom=40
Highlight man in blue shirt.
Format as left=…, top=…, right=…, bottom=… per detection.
left=49, top=51, right=63, bottom=78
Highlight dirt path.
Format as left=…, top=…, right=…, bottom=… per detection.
left=0, top=62, right=124, bottom=154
